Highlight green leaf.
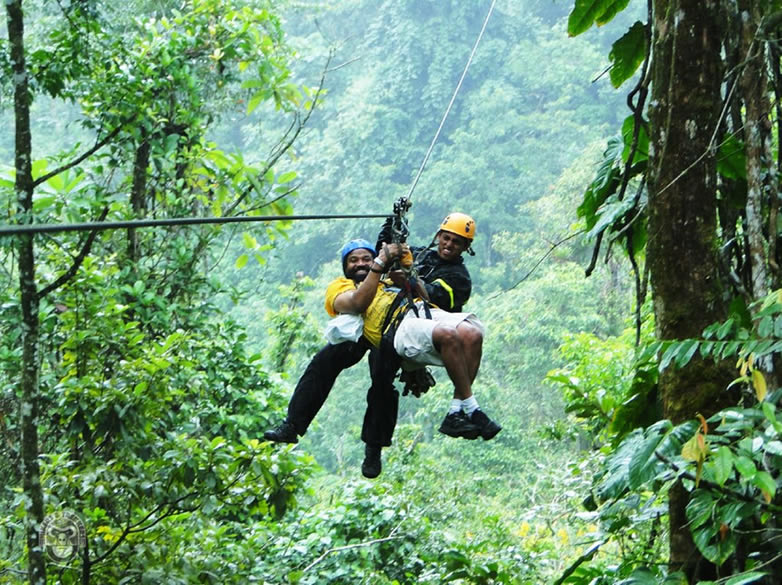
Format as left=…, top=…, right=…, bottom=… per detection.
left=587, top=194, right=636, bottom=240
left=717, top=135, right=747, bottom=181
left=752, top=471, right=776, bottom=501
left=33, top=195, right=57, bottom=212
left=609, top=22, right=648, bottom=87
left=686, top=490, right=714, bottom=530
left=764, top=440, right=782, bottom=455
left=598, top=428, right=644, bottom=499
left=621, top=113, right=649, bottom=165
left=568, top=0, right=631, bottom=36
left=692, top=524, right=736, bottom=566
left=711, top=446, right=733, bottom=486
left=674, top=339, right=700, bottom=368
left=578, top=136, right=624, bottom=228
left=276, top=171, right=297, bottom=184
left=628, top=420, right=672, bottom=488
left=724, top=572, right=767, bottom=585
left=235, top=254, right=249, bottom=269
left=734, top=455, right=756, bottom=480
left=242, top=232, right=258, bottom=249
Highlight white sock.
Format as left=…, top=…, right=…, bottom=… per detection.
left=449, top=399, right=463, bottom=414
left=462, top=396, right=479, bottom=415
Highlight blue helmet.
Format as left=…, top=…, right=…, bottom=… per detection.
left=340, top=239, right=375, bottom=272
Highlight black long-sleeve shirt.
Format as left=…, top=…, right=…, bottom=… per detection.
left=376, top=219, right=472, bottom=312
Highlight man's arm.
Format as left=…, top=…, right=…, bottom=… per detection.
left=422, top=266, right=471, bottom=312
left=332, top=243, right=405, bottom=314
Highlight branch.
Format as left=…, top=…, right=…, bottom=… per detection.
left=38, top=206, right=109, bottom=299
left=224, top=50, right=333, bottom=215
left=552, top=540, right=606, bottom=585
left=486, top=229, right=585, bottom=301
left=32, top=119, right=133, bottom=188
left=653, top=450, right=782, bottom=513
left=301, top=534, right=405, bottom=573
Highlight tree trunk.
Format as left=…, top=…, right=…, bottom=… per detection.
left=647, top=0, right=733, bottom=580
left=737, top=0, right=774, bottom=299
left=6, top=1, right=46, bottom=583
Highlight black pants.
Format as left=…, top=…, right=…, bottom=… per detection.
left=286, top=339, right=400, bottom=447
left=362, top=336, right=400, bottom=447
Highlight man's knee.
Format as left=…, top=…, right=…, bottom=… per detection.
left=457, top=322, right=483, bottom=348
left=432, top=324, right=462, bottom=350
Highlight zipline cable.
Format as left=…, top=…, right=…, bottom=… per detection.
left=402, top=0, right=497, bottom=204
left=0, top=213, right=391, bottom=237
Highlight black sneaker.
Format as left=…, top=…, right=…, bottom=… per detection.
left=470, top=409, right=502, bottom=440
left=362, top=445, right=382, bottom=478
left=438, top=411, right=480, bottom=440
left=263, top=420, right=298, bottom=444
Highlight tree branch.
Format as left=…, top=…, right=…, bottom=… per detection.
left=38, top=206, right=109, bottom=299
left=224, top=49, right=333, bottom=216
left=301, top=534, right=405, bottom=573
left=32, top=119, right=133, bottom=188
left=487, top=230, right=585, bottom=301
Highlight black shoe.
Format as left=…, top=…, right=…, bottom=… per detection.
left=469, top=409, right=502, bottom=440
left=362, top=445, right=382, bottom=478
left=263, top=420, right=298, bottom=444
left=438, top=411, right=480, bottom=440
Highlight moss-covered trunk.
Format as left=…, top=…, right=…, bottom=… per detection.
left=7, top=1, right=46, bottom=583
left=647, top=0, right=733, bottom=580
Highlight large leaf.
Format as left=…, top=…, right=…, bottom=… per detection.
left=568, top=0, right=632, bottom=36
left=621, top=114, right=649, bottom=165
left=577, top=136, right=623, bottom=228
left=627, top=420, right=673, bottom=488
left=609, top=21, right=648, bottom=88
left=598, top=428, right=650, bottom=499
left=687, top=492, right=737, bottom=566
left=586, top=193, right=636, bottom=240
left=717, top=135, right=747, bottom=180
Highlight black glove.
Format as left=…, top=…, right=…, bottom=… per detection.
left=400, top=367, right=435, bottom=398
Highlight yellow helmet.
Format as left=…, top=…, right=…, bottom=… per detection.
left=439, top=212, right=476, bottom=241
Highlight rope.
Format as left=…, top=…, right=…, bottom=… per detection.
left=402, top=0, right=498, bottom=203
left=0, top=213, right=391, bottom=237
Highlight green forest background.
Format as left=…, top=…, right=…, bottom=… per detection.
left=3, top=0, right=781, bottom=584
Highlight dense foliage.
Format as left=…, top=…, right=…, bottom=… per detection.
left=8, top=0, right=782, bottom=584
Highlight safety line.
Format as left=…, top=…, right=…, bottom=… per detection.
left=0, top=213, right=391, bottom=236
left=403, top=0, right=497, bottom=203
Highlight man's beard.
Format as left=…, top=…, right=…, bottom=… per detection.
left=345, top=266, right=369, bottom=283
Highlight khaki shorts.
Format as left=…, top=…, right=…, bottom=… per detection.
left=393, top=304, right=485, bottom=366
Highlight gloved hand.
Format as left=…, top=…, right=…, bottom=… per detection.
left=400, top=367, right=435, bottom=398
left=393, top=196, right=412, bottom=216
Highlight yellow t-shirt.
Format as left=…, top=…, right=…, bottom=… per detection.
left=325, top=277, right=398, bottom=347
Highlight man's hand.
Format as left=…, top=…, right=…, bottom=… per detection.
left=388, top=270, right=407, bottom=287
left=400, top=367, right=435, bottom=398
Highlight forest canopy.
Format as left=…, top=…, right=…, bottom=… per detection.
left=2, top=0, right=782, bottom=584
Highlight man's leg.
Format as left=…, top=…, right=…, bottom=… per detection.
left=360, top=343, right=400, bottom=478
left=432, top=323, right=474, bottom=399
left=432, top=322, right=500, bottom=441
left=264, top=341, right=369, bottom=443
left=457, top=321, right=483, bottom=383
